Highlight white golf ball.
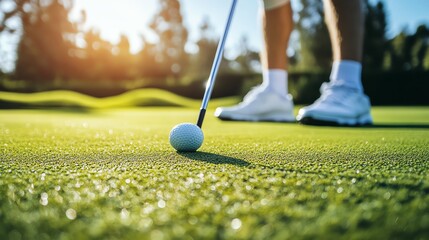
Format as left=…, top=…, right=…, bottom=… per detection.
left=169, top=123, right=204, bottom=152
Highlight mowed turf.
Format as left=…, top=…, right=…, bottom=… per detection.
left=1, top=106, right=429, bottom=239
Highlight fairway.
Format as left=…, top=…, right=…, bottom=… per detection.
left=1, top=106, right=429, bottom=239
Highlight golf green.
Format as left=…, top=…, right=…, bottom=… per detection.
left=1, top=106, right=429, bottom=239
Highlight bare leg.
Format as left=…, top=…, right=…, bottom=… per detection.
left=324, top=0, right=364, bottom=62
left=297, top=0, right=371, bottom=126
left=261, top=3, right=293, bottom=70
left=213, top=2, right=296, bottom=122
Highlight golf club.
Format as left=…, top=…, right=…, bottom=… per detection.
left=196, top=0, right=238, bottom=128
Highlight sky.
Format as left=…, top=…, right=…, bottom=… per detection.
left=69, top=0, right=261, bottom=56
left=69, top=0, right=429, bottom=53
left=1, top=0, right=429, bottom=72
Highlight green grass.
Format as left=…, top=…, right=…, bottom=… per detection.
left=0, top=89, right=238, bottom=108
left=1, top=94, right=429, bottom=239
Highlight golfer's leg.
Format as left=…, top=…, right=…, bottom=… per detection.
left=261, top=1, right=293, bottom=70
left=323, top=0, right=365, bottom=92
left=297, top=0, right=372, bottom=126
left=260, top=1, right=293, bottom=96
left=213, top=0, right=295, bottom=122
left=324, top=0, right=364, bottom=62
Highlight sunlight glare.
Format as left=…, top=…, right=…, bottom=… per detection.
left=71, top=0, right=158, bottom=53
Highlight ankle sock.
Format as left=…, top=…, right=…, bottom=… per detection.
left=330, top=60, right=363, bottom=93
left=262, top=69, right=288, bottom=96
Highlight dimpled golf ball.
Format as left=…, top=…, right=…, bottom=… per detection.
left=169, top=123, right=204, bottom=152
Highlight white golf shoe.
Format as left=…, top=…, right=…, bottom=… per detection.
left=214, top=86, right=295, bottom=122
left=296, top=83, right=373, bottom=126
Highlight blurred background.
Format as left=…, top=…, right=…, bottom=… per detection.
left=0, top=0, right=428, bottom=105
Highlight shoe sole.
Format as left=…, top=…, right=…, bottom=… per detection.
left=298, top=113, right=373, bottom=126
left=217, top=112, right=296, bottom=123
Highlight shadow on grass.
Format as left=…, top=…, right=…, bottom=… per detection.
left=299, top=119, right=429, bottom=129
left=367, top=123, right=429, bottom=129
left=0, top=101, right=94, bottom=113
left=308, top=123, right=429, bottom=129
left=179, top=151, right=250, bottom=167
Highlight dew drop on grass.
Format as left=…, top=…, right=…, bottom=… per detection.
left=139, top=218, right=153, bottom=229
left=66, top=208, right=77, bottom=220
left=188, top=216, right=198, bottom=225
left=384, top=192, right=391, bottom=200
left=141, top=205, right=154, bottom=215
left=121, top=208, right=129, bottom=220
left=158, top=199, right=166, bottom=208
left=288, top=192, right=296, bottom=199
left=231, top=218, right=242, bottom=230
left=150, top=230, right=164, bottom=240
left=40, top=192, right=48, bottom=206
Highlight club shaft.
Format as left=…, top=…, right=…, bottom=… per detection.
left=197, top=0, right=238, bottom=128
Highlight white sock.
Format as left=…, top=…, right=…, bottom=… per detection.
left=262, top=69, right=288, bottom=96
left=330, top=60, right=363, bottom=93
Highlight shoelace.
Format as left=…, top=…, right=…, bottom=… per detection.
left=315, top=83, right=353, bottom=105
left=242, top=85, right=266, bottom=103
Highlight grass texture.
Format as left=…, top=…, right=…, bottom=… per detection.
left=1, top=101, right=429, bottom=239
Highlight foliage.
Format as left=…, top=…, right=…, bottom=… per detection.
left=387, top=25, right=429, bottom=71
left=363, top=0, right=388, bottom=71
left=233, top=36, right=260, bottom=74
left=294, top=0, right=331, bottom=71
left=186, top=17, right=219, bottom=80
left=2, top=0, right=78, bottom=82
left=147, top=0, right=188, bottom=78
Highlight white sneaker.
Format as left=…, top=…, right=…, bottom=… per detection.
left=296, top=83, right=373, bottom=126
left=214, top=86, right=295, bottom=122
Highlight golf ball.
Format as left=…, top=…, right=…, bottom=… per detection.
left=169, top=123, right=204, bottom=152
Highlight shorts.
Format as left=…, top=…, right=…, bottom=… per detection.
left=261, top=0, right=290, bottom=10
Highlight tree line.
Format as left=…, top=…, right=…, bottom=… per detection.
left=0, top=0, right=428, bottom=88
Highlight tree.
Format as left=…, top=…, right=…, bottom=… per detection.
left=387, top=24, right=429, bottom=71
left=363, top=0, right=388, bottom=71
left=0, top=0, right=24, bottom=34
left=1, top=0, right=30, bottom=75
left=137, top=35, right=157, bottom=78
left=13, top=0, right=78, bottom=82
left=413, top=25, right=429, bottom=70
left=294, top=0, right=331, bottom=71
left=80, top=28, right=115, bottom=81
left=188, top=17, right=218, bottom=79
left=234, top=35, right=259, bottom=74
left=149, top=0, right=188, bottom=79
